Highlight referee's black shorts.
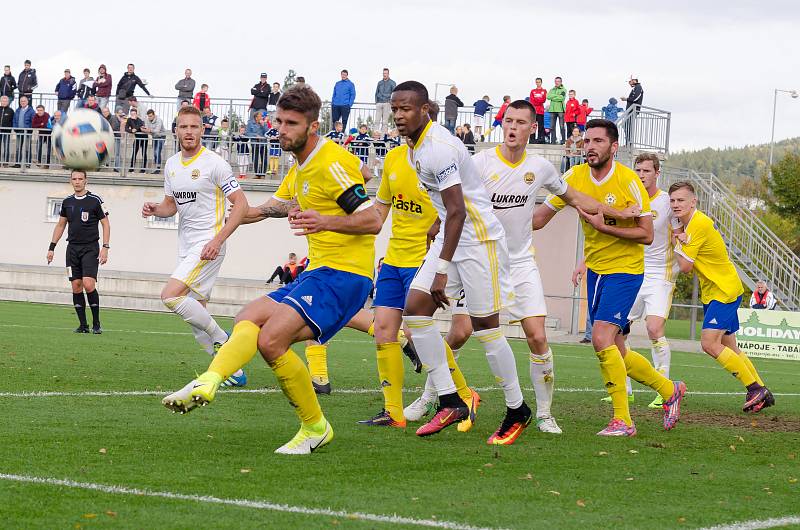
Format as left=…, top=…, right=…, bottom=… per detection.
left=66, top=243, right=99, bottom=281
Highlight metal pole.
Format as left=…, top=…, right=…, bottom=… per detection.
left=570, top=219, right=585, bottom=335
left=689, top=275, right=699, bottom=341
left=768, top=88, right=777, bottom=180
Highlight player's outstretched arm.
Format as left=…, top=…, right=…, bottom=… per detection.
left=533, top=203, right=557, bottom=231
left=559, top=186, right=640, bottom=219
left=290, top=204, right=382, bottom=236
left=46, top=216, right=67, bottom=264
left=577, top=206, right=654, bottom=244
left=243, top=197, right=298, bottom=224
left=141, top=195, right=177, bottom=218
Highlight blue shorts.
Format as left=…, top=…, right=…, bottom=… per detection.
left=267, top=266, right=372, bottom=344
left=703, top=296, right=742, bottom=335
left=586, top=270, right=644, bottom=332
left=373, top=264, right=418, bottom=310
left=491, top=119, right=502, bottom=128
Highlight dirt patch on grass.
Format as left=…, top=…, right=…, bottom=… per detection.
left=675, top=410, right=800, bottom=432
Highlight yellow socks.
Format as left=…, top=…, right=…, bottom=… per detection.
left=716, top=347, right=756, bottom=388
left=305, top=343, right=329, bottom=386
left=268, top=349, right=322, bottom=426
left=445, top=341, right=473, bottom=404
left=596, top=345, right=632, bottom=426
left=376, top=342, right=405, bottom=421
left=737, top=350, right=764, bottom=386
left=624, top=349, right=675, bottom=400
left=208, top=320, right=259, bottom=379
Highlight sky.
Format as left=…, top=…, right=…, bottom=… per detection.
left=9, top=0, right=800, bottom=152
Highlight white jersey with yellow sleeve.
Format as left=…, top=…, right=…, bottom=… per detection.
left=545, top=162, right=650, bottom=275
left=376, top=144, right=437, bottom=268
left=409, top=121, right=504, bottom=251
left=645, top=190, right=680, bottom=282
left=273, top=137, right=375, bottom=280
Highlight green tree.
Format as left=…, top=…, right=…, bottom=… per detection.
left=767, top=152, right=800, bottom=218
left=283, top=70, right=297, bottom=91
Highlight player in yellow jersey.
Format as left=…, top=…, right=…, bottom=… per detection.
left=669, top=181, right=774, bottom=412
left=535, top=119, right=685, bottom=436
left=162, top=85, right=383, bottom=455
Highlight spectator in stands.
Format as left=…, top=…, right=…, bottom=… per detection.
left=145, top=109, right=166, bottom=173
left=1, top=66, right=17, bottom=105
left=472, top=95, right=492, bottom=142
left=50, top=109, right=65, bottom=126
left=83, top=95, right=101, bottom=114
left=0, top=96, right=13, bottom=166
left=543, top=109, right=551, bottom=142
left=32, top=105, right=50, bottom=166
left=265, top=122, right=281, bottom=175
left=295, top=76, right=306, bottom=87
left=55, top=70, right=77, bottom=113
left=216, top=117, right=232, bottom=161
left=547, top=76, right=566, bottom=144
left=193, top=84, right=211, bottom=111
left=325, top=121, right=345, bottom=144
left=564, top=90, right=580, bottom=138
left=530, top=77, right=547, bottom=143
left=267, top=82, right=281, bottom=120
left=371, top=130, right=389, bottom=174
left=601, top=97, right=623, bottom=121
left=115, top=64, right=150, bottom=114
left=76, top=68, right=95, bottom=108
left=486, top=95, right=511, bottom=138
left=562, top=127, right=584, bottom=173
left=108, top=108, right=124, bottom=170
left=621, top=75, right=644, bottom=110
left=351, top=123, right=372, bottom=166
left=13, top=96, right=34, bottom=167
left=233, top=124, right=250, bottom=179
left=374, top=68, right=396, bottom=134
left=125, top=108, right=148, bottom=173
left=331, top=69, right=356, bottom=129
left=246, top=112, right=268, bottom=178
left=750, top=281, right=778, bottom=310
left=95, top=65, right=112, bottom=110
left=175, top=69, right=195, bottom=109
left=171, top=100, right=190, bottom=151
left=576, top=99, right=593, bottom=132
left=17, top=60, right=37, bottom=102
left=201, top=106, right=218, bottom=149
left=444, top=85, right=463, bottom=134
left=249, top=73, right=270, bottom=119
left=458, top=123, right=475, bottom=154
left=267, top=253, right=304, bottom=284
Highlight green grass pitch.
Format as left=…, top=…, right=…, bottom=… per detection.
left=0, top=300, right=798, bottom=529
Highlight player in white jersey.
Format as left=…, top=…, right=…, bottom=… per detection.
left=142, top=106, right=249, bottom=386
left=626, top=153, right=679, bottom=407
left=393, top=81, right=533, bottom=445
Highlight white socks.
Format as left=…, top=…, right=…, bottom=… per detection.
left=529, top=348, right=554, bottom=418
left=474, top=328, right=523, bottom=409
left=191, top=327, right=216, bottom=356
left=651, top=337, right=671, bottom=378
left=164, top=296, right=228, bottom=346
left=402, top=316, right=456, bottom=396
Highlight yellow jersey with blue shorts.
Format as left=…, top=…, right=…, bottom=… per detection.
left=545, top=161, right=651, bottom=330
left=675, top=209, right=744, bottom=334
left=373, top=144, right=437, bottom=310
left=268, top=137, right=375, bottom=343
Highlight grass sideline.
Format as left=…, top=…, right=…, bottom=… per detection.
left=0, top=300, right=798, bottom=529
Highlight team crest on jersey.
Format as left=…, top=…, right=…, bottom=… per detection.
left=523, top=172, right=535, bottom=185
left=417, top=181, right=426, bottom=193
left=81, top=211, right=89, bottom=222
left=302, top=181, right=310, bottom=195
left=415, top=161, right=421, bottom=173
left=604, top=193, right=617, bottom=205
left=652, top=210, right=658, bottom=219
left=489, top=173, right=500, bottom=182
left=191, top=169, right=201, bottom=180
left=169, top=171, right=175, bottom=177
left=388, top=172, right=396, bottom=181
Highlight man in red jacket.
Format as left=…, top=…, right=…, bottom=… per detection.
left=529, top=77, right=547, bottom=143
left=564, top=90, right=580, bottom=138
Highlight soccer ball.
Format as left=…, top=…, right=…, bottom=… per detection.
left=52, top=109, right=115, bottom=170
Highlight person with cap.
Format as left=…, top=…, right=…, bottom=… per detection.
left=175, top=69, right=195, bottom=109
left=249, top=73, right=270, bottom=119
left=18, top=60, right=37, bottom=102
left=620, top=75, right=644, bottom=144
left=55, top=69, right=77, bottom=113
left=95, top=65, right=112, bottom=110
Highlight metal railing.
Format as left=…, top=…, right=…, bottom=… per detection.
left=662, top=167, right=800, bottom=310
left=616, top=105, right=671, bottom=156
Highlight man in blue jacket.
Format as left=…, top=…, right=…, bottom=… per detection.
left=13, top=95, right=34, bottom=167
left=331, top=69, right=356, bottom=130
left=55, top=69, right=77, bottom=113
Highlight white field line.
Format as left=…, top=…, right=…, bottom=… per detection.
left=698, top=515, right=800, bottom=530
left=0, top=473, right=501, bottom=530
left=2, top=387, right=799, bottom=399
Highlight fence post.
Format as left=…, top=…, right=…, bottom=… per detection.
left=689, top=274, right=699, bottom=341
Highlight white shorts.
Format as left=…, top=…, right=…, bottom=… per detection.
left=506, top=259, right=547, bottom=322
left=411, top=237, right=511, bottom=318
left=473, top=115, right=485, bottom=127
left=171, top=244, right=225, bottom=301
left=628, top=277, right=675, bottom=321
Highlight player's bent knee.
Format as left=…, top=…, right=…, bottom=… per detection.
left=162, top=295, right=186, bottom=311
left=374, top=320, right=398, bottom=344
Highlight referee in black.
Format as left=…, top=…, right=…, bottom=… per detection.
left=47, top=169, right=111, bottom=333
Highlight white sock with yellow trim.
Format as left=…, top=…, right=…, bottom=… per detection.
left=529, top=348, right=554, bottom=418
left=163, top=296, right=228, bottom=345
left=651, top=337, right=671, bottom=378
left=474, top=327, right=524, bottom=408
left=402, top=316, right=456, bottom=396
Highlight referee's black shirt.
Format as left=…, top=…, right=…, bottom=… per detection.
left=59, top=192, right=107, bottom=244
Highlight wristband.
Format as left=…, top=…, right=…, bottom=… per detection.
left=102, top=244, right=110, bottom=249
left=436, top=258, right=450, bottom=275
left=48, top=242, right=56, bottom=251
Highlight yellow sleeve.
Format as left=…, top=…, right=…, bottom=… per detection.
left=324, top=150, right=365, bottom=202
left=274, top=171, right=295, bottom=201
left=677, top=220, right=707, bottom=261
left=376, top=156, right=393, bottom=205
